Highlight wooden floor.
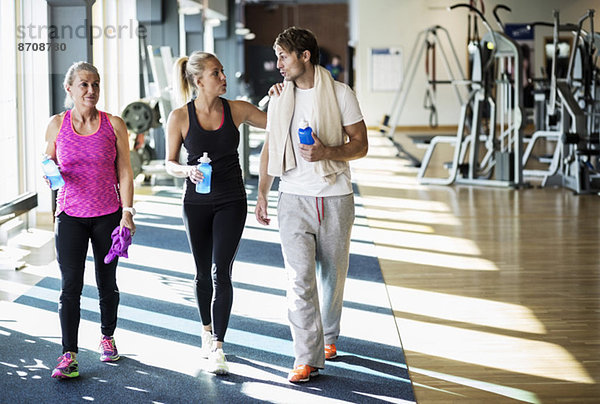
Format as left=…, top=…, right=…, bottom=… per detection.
left=351, top=131, right=600, bottom=403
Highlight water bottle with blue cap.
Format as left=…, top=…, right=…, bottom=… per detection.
left=298, top=120, right=315, bottom=145
left=41, top=154, right=65, bottom=190
left=196, top=152, right=212, bottom=194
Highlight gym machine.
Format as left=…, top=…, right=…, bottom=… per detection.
left=122, top=100, right=161, bottom=178
left=379, top=25, right=468, bottom=166
left=121, top=33, right=174, bottom=180
left=522, top=9, right=600, bottom=194
left=417, top=3, right=526, bottom=188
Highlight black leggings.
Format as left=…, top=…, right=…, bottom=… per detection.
left=55, top=210, right=121, bottom=353
left=182, top=199, right=246, bottom=343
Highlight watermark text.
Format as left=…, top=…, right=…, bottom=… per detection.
left=16, top=19, right=147, bottom=40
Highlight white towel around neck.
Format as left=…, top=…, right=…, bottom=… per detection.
left=267, top=65, right=348, bottom=185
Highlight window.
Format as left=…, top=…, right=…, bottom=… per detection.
left=0, top=1, right=19, bottom=205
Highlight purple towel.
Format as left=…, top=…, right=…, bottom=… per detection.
left=104, top=226, right=132, bottom=264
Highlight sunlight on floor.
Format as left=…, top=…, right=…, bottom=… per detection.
left=398, top=316, right=594, bottom=384
left=0, top=278, right=39, bottom=301
left=409, top=366, right=542, bottom=403
left=365, top=207, right=462, bottom=226
left=1, top=297, right=412, bottom=393
left=350, top=175, right=429, bottom=190
left=360, top=218, right=435, bottom=234
left=354, top=195, right=451, bottom=213
left=351, top=130, right=597, bottom=399
left=240, top=226, right=282, bottom=245
left=126, top=245, right=196, bottom=275
left=374, top=246, right=499, bottom=271
left=386, top=286, right=546, bottom=334
left=242, top=382, right=348, bottom=403
left=352, top=227, right=482, bottom=256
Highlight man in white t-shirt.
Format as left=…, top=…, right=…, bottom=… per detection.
left=254, top=26, right=368, bottom=383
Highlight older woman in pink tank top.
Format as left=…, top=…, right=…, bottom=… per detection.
left=43, top=61, right=135, bottom=379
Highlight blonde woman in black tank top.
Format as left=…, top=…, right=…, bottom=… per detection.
left=166, top=52, right=266, bottom=375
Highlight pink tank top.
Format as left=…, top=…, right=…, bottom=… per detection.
left=55, top=110, right=121, bottom=217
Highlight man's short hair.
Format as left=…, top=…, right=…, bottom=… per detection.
left=274, top=26, right=320, bottom=65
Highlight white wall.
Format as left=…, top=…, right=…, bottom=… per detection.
left=353, top=0, right=598, bottom=127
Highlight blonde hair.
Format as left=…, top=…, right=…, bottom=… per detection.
left=63, top=61, right=99, bottom=109
left=172, top=51, right=218, bottom=107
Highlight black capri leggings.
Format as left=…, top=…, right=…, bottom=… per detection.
left=182, top=198, right=246, bottom=342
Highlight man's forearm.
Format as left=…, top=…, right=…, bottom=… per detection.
left=318, top=120, right=368, bottom=162
left=322, top=141, right=367, bottom=162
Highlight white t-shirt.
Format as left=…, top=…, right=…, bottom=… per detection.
left=266, top=81, right=364, bottom=197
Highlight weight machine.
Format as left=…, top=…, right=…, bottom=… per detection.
left=522, top=9, right=600, bottom=194
left=379, top=25, right=468, bottom=166
left=418, top=3, right=526, bottom=188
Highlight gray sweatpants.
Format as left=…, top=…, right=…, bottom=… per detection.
left=277, top=192, right=355, bottom=369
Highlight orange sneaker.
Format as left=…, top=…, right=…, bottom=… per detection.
left=325, top=343, right=337, bottom=360
left=287, top=365, right=318, bottom=383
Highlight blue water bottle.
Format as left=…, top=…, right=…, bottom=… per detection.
left=298, top=120, right=314, bottom=145
left=41, top=155, right=65, bottom=190
left=195, top=152, right=212, bottom=194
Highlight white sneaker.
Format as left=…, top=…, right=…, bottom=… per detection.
left=200, top=330, right=213, bottom=359
left=207, top=348, right=229, bottom=375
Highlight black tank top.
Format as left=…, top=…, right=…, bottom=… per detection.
left=182, top=98, right=245, bottom=204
